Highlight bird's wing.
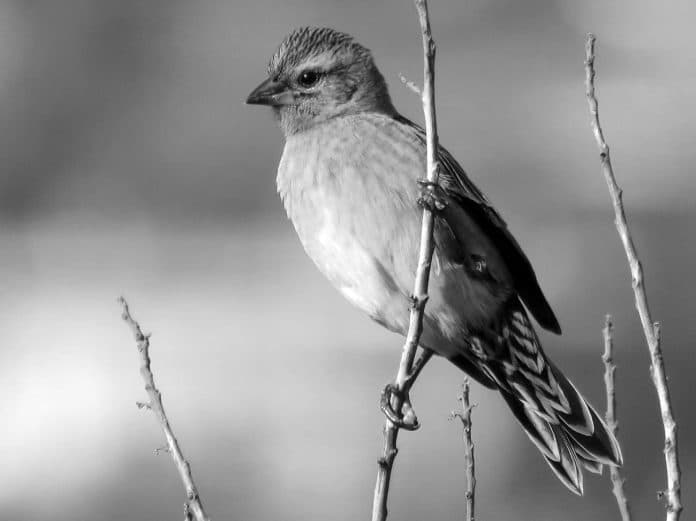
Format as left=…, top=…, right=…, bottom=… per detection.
left=396, top=115, right=561, bottom=334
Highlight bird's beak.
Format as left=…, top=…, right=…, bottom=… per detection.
left=245, top=77, right=295, bottom=106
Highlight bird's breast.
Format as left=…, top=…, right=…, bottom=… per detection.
left=274, top=114, right=496, bottom=353
left=276, top=115, right=423, bottom=330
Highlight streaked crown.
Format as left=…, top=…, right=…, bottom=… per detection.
left=268, top=27, right=372, bottom=78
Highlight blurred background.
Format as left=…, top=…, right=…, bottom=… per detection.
left=1, top=0, right=694, bottom=519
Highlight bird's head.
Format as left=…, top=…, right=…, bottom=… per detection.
left=246, top=27, right=396, bottom=135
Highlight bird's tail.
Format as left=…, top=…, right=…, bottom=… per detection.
left=473, top=300, right=623, bottom=495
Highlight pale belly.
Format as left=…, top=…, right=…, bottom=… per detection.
left=292, top=201, right=410, bottom=334
left=288, top=192, right=468, bottom=358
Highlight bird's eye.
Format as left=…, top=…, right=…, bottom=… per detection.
left=297, top=70, right=321, bottom=88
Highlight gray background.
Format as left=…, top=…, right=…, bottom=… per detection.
left=1, top=0, right=694, bottom=520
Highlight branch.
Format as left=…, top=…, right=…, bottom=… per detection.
left=602, top=315, right=633, bottom=521
left=452, top=380, right=476, bottom=521
left=584, top=34, right=682, bottom=521
left=118, top=297, right=211, bottom=521
left=371, top=1, right=440, bottom=520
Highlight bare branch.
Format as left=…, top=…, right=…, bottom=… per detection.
left=452, top=380, right=476, bottom=521
left=602, top=315, right=633, bottom=521
left=371, top=1, right=440, bottom=519
left=118, top=297, right=211, bottom=521
left=585, top=34, right=682, bottom=521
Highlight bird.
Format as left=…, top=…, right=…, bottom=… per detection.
left=246, top=26, right=622, bottom=494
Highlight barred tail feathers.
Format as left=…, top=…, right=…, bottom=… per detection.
left=490, top=301, right=623, bottom=495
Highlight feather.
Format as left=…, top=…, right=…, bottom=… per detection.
left=479, top=299, right=621, bottom=494
left=396, top=115, right=562, bottom=334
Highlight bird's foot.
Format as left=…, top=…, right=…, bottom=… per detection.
left=380, top=383, right=420, bottom=431
left=417, top=179, right=448, bottom=212
left=379, top=348, right=433, bottom=430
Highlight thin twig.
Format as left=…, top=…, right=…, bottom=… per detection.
left=602, top=315, right=633, bottom=521
left=452, top=380, right=476, bottom=521
left=118, top=297, right=211, bottom=521
left=584, top=34, right=682, bottom=521
left=371, top=1, right=440, bottom=520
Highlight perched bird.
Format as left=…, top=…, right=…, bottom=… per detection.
left=246, top=27, right=622, bottom=494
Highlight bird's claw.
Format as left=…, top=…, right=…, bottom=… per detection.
left=380, top=383, right=421, bottom=431
left=417, top=178, right=448, bottom=212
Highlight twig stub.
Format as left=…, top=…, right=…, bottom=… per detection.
left=399, top=73, right=422, bottom=95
